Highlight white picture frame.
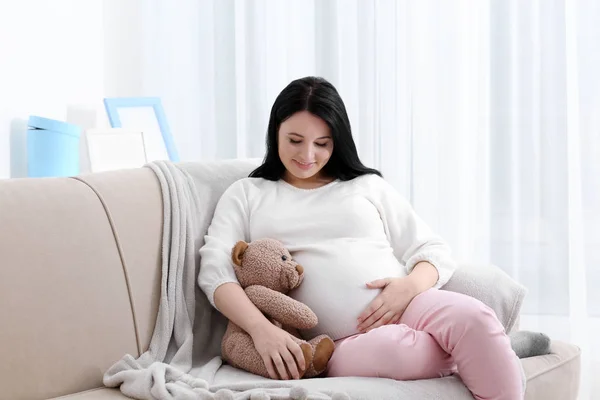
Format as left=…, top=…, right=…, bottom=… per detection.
left=103, top=97, right=179, bottom=163
left=86, top=128, right=148, bottom=173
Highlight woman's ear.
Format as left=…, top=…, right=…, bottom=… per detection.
left=232, top=241, right=249, bottom=266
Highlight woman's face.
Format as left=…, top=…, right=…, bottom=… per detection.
left=278, top=111, right=334, bottom=185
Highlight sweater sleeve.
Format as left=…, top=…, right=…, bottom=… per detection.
left=198, top=179, right=249, bottom=309
left=369, top=176, right=458, bottom=288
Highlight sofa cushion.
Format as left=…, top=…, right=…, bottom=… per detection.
left=523, top=340, right=581, bottom=400
left=442, top=263, right=526, bottom=333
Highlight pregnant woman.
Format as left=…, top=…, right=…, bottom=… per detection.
left=198, top=76, right=523, bottom=400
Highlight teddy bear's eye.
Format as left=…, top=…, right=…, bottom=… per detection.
left=281, top=255, right=288, bottom=261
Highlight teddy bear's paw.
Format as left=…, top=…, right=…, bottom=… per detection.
left=312, top=337, right=335, bottom=372
left=290, top=386, right=309, bottom=400
left=214, top=389, right=235, bottom=400
left=331, top=392, right=351, bottom=400
left=250, top=391, right=271, bottom=400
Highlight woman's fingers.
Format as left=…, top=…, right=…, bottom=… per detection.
left=363, top=310, right=397, bottom=333
left=357, top=296, right=384, bottom=324
left=261, top=353, right=279, bottom=380
left=271, top=353, right=289, bottom=380
left=287, top=338, right=306, bottom=372
left=280, top=345, right=300, bottom=380
left=358, top=302, right=388, bottom=332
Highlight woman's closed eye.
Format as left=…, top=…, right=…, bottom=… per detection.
left=288, top=139, right=328, bottom=147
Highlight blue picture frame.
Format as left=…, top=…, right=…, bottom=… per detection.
left=103, top=97, right=180, bottom=162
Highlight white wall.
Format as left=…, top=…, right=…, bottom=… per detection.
left=0, top=0, right=105, bottom=179
left=102, top=0, right=143, bottom=98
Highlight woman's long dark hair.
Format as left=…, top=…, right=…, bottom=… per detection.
left=249, top=76, right=382, bottom=181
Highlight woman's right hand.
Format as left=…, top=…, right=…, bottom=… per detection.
left=212, top=283, right=306, bottom=380
left=249, top=322, right=306, bottom=380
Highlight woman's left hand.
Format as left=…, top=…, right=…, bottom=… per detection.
left=356, top=277, right=419, bottom=333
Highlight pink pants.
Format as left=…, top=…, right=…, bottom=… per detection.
left=326, top=289, right=523, bottom=400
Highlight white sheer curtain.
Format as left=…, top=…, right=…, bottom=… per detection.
left=488, top=2, right=599, bottom=397
left=122, top=0, right=599, bottom=397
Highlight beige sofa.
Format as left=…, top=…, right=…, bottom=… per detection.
left=0, top=165, right=582, bottom=400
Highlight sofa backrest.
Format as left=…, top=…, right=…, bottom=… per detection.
left=0, top=167, right=163, bottom=400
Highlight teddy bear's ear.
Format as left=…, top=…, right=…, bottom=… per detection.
left=232, top=241, right=249, bottom=266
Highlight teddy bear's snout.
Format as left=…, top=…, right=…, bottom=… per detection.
left=282, top=263, right=304, bottom=290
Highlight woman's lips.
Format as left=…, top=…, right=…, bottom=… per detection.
left=293, top=160, right=315, bottom=170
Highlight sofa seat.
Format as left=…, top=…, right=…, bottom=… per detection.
left=51, top=340, right=580, bottom=400
left=51, top=388, right=128, bottom=400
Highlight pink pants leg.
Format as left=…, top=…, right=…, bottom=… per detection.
left=326, top=289, right=523, bottom=400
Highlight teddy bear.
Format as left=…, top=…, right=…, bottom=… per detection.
left=220, top=238, right=335, bottom=379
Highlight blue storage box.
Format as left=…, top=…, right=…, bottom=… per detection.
left=27, top=116, right=82, bottom=178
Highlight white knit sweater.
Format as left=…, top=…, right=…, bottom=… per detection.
left=198, top=174, right=457, bottom=341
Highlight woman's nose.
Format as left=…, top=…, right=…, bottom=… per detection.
left=300, top=146, right=314, bottom=161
